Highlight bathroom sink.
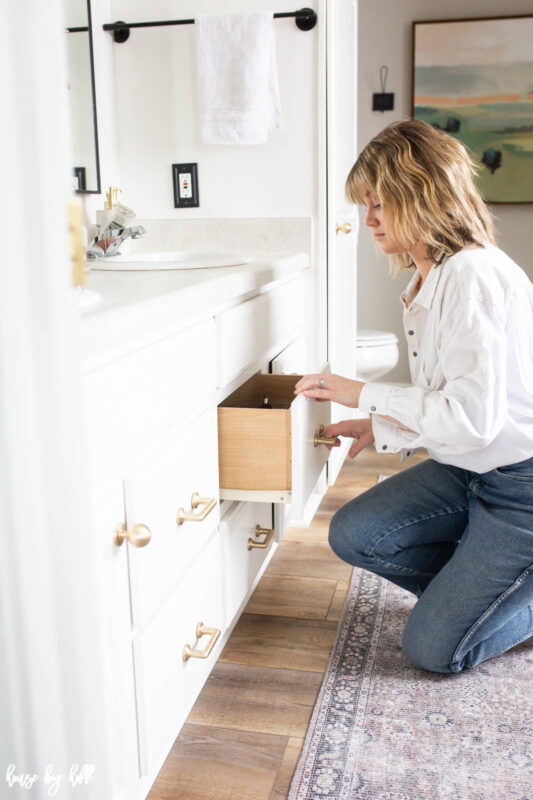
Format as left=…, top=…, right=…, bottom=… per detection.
left=90, top=251, right=252, bottom=271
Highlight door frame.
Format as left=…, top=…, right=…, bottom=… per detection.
left=326, top=0, right=359, bottom=485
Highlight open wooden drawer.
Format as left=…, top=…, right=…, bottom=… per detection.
left=218, top=373, right=332, bottom=517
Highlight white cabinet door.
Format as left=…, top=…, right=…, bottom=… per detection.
left=134, top=534, right=225, bottom=781
left=221, top=501, right=273, bottom=623
left=92, top=481, right=140, bottom=798
left=124, top=407, right=220, bottom=631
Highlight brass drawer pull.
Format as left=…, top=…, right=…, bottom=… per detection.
left=335, top=222, right=352, bottom=235
left=314, top=424, right=337, bottom=447
left=114, top=522, right=152, bottom=548
left=182, top=622, right=221, bottom=662
left=248, top=524, right=274, bottom=550
left=177, top=492, right=217, bottom=525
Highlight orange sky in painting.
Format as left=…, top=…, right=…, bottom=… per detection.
left=414, top=96, right=453, bottom=105
left=457, top=94, right=521, bottom=105
left=414, top=93, right=531, bottom=106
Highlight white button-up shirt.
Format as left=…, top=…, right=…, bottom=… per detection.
left=358, top=243, right=533, bottom=473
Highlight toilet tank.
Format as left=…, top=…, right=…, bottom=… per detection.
left=356, top=330, right=399, bottom=381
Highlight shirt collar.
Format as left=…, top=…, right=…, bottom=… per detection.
left=400, top=260, right=443, bottom=310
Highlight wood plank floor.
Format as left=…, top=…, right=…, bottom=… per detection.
left=148, top=448, right=427, bottom=800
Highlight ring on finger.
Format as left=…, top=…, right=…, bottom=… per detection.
left=319, top=377, right=325, bottom=389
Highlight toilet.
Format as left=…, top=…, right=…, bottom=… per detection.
left=356, top=329, right=399, bottom=381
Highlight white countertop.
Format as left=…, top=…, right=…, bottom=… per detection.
left=79, top=251, right=309, bottom=369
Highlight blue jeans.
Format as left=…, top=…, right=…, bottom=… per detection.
left=329, top=456, right=533, bottom=674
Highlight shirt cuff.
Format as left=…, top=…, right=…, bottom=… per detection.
left=359, top=383, right=425, bottom=459
left=358, top=382, right=395, bottom=415
left=371, top=414, right=422, bottom=459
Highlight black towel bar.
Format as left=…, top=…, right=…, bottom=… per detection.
left=102, top=8, right=317, bottom=43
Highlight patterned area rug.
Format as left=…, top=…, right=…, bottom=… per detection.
left=288, top=567, right=533, bottom=800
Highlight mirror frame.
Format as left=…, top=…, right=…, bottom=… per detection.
left=68, top=0, right=101, bottom=194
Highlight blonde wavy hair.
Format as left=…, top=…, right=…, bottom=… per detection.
left=346, top=119, right=496, bottom=275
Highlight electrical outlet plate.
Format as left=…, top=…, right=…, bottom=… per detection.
left=172, top=163, right=199, bottom=208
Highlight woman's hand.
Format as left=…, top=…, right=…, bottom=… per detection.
left=294, top=373, right=366, bottom=409
left=321, top=418, right=375, bottom=458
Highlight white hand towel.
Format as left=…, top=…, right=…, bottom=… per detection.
left=195, top=11, right=281, bottom=145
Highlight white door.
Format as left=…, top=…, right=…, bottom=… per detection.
left=0, top=2, right=113, bottom=796
left=327, top=0, right=358, bottom=484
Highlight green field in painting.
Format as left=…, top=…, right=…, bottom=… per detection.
left=414, top=104, right=533, bottom=202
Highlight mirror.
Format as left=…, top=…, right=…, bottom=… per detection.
left=65, top=0, right=101, bottom=193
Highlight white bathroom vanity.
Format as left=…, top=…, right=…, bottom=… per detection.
left=81, top=252, right=333, bottom=798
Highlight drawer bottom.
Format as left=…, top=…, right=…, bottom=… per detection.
left=220, top=488, right=291, bottom=503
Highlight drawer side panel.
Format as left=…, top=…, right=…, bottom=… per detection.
left=218, top=407, right=291, bottom=490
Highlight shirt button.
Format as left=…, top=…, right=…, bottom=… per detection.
left=408, top=330, right=414, bottom=335
left=413, top=351, right=418, bottom=357
left=370, top=405, right=376, bottom=411
left=382, top=444, right=388, bottom=450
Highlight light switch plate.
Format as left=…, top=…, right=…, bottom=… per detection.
left=172, top=163, right=199, bottom=207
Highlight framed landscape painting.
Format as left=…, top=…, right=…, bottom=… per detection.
left=412, top=15, right=533, bottom=203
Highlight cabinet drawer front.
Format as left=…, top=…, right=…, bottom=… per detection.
left=221, top=502, right=273, bottom=623
left=218, top=278, right=304, bottom=385
left=125, top=407, right=220, bottom=630
left=219, top=373, right=330, bottom=512
left=290, top=392, right=330, bottom=518
left=134, top=534, right=225, bottom=777
left=84, top=318, right=217, bottom=479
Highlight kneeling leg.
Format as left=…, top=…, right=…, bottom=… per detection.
left=328, top=459, right=468, bottom=596
left=402, top=480, right=533, bottom=674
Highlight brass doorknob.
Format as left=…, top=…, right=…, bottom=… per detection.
left=114, top=522, right=152, bottom=547
left=335, top=222, right=352, bottom=235
left=314, top=425, right=337, bottom=447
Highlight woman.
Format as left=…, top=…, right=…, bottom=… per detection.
left=294, top=119, right=533, bottom=674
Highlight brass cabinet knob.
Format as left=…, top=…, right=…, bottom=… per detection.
left=114, top=522, right=152, bottom=548
left=248, top=524, right=274, bottom=550
left=314, top=424, right=337, bottom=447
left=177, top=492, right=217, bottom=525
left=335, top=222, right=352, bottom=235
left=182, top=622, right=221, bottom=662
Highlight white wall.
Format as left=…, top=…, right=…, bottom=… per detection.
left=85, top=0, right=327, bottom=367
left=357, top=0, right=533, bottom=383
left=107, top=0, right=320, bottom=220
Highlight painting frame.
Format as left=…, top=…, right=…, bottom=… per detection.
left=411, top=14, right=533, bottom=205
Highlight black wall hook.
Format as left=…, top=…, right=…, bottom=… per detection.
left=372, top=65, right=394, bottom=112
